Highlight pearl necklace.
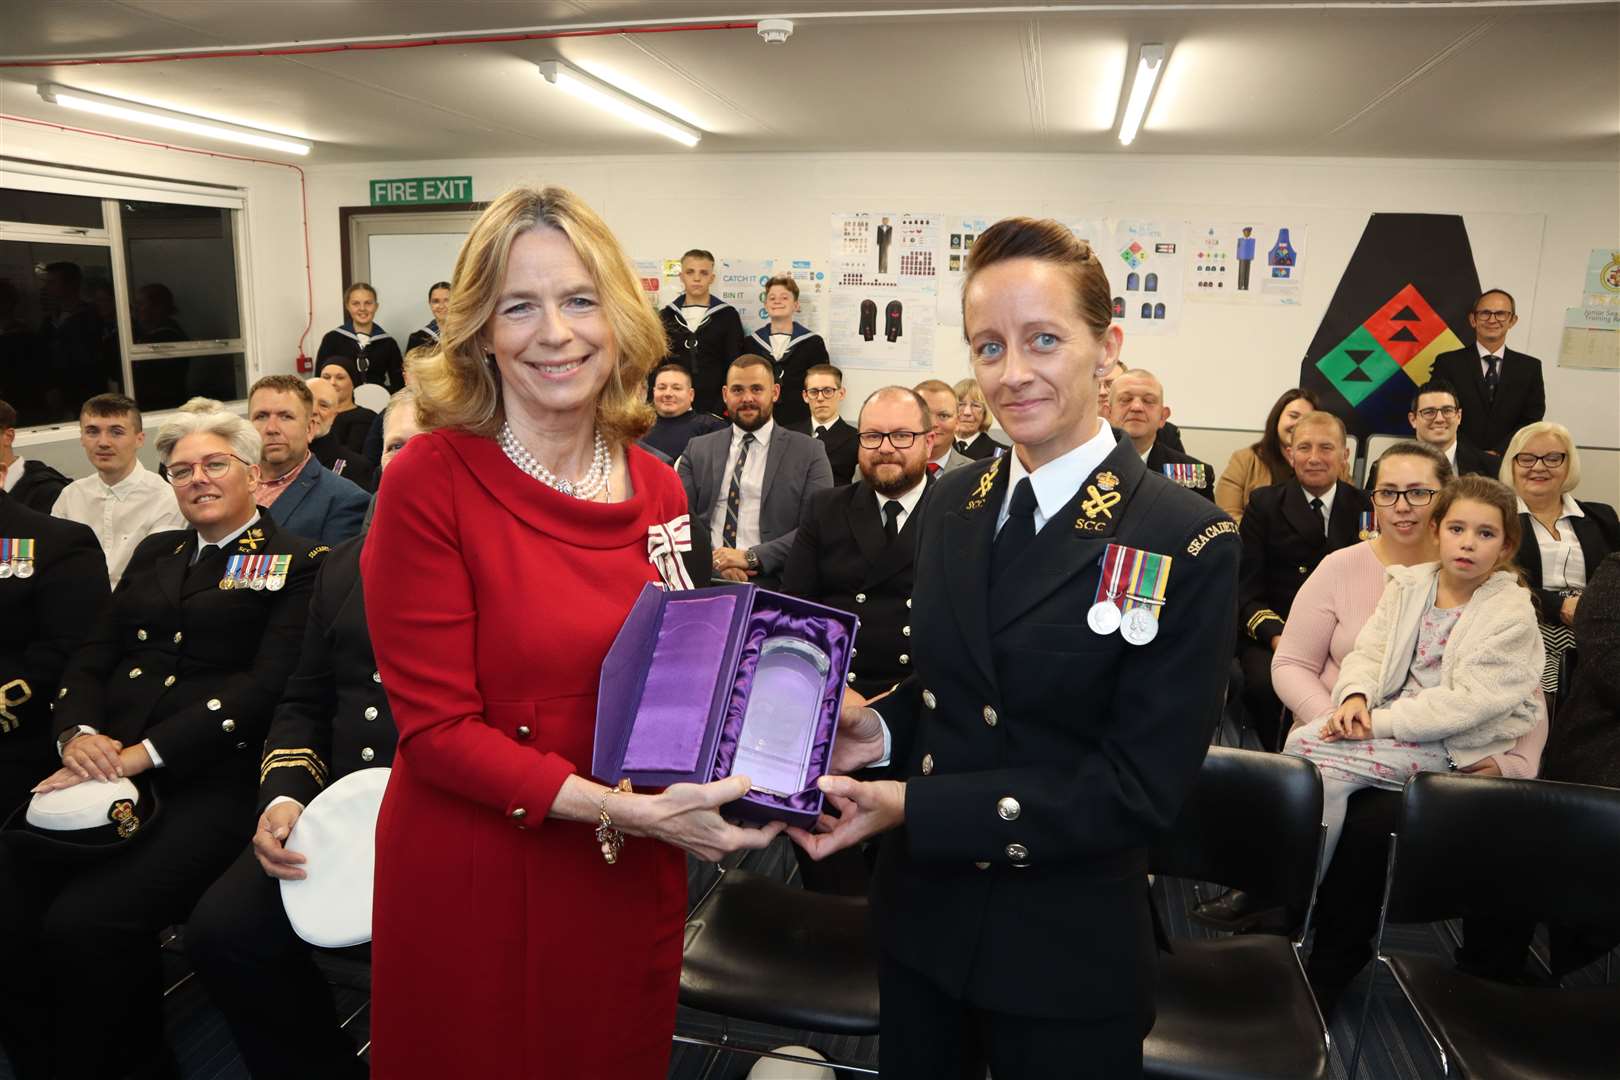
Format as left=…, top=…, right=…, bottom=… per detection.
left=498, top=422, right=610, bottom=500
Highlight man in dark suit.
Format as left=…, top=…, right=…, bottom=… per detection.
left=249, top=376, right=369, bottom=547
left=643, top=363, right=726, bottom=462
left=789, top=218, right=1241, bottom=1078
left=783, top=385, right=935, bottom=698
left=0, top=462, right=109, bottom=813
left=1406, top=378, right=1493, bottom=477
left=787, top=363, right=858, bottom=485
left=1107, top=369, right=1215, bottom=501
left=678, top=355, right=833, bottom=589
left=1430, top=288, right=1545, bottom=457
left=306, top=376, right=376, bottom=491
left=186, top=393, right=426, bottom=1080
left=1236, top=410, right=1372, bottom=750
left=1098, top=359, right=1183, bottom=452
left=0, top=408, right=321, bottom=1079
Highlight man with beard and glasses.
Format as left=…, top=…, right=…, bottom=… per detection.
left=678, top=355, right=832, bottom=589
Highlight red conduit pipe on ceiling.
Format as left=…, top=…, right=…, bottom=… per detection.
left=0, top=113, right=316, bottom=365
left=0, top=23, right=758, bottom=68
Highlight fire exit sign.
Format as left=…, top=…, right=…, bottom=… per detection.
left=369, top=176, right=473, bottom=206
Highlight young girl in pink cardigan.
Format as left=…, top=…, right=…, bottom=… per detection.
left=1285, top=475, right=1544, bottom=869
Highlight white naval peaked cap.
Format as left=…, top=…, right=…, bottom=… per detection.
left=280, top=767, right=390, bottom=948
left=26, top=776, right=141, bottom=831
left=746, top=1047, right=835, bottom=1080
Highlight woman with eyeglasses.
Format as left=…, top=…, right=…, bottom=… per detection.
left=1502, top=421, right=1620, bottom=715
left=950, top=377, right=1009, bottom=460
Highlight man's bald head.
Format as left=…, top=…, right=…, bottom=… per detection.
left=1107, top=368, right=1170, bottom=453
left=305, top=377, right=338, bottom=438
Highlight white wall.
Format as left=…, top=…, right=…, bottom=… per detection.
left=302, top=152, right=1619, bottom=452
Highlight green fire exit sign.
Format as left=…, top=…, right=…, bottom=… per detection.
left=369, top=176, right=473, bottom=206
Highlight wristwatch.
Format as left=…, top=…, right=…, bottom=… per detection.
left=744, top=549, right=761, bottom=573
left=57, top=725, right=94, bottom=757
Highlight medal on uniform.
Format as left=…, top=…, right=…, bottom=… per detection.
left=220, top=554, right=241, bottom=590
left=266, top=554, right=291, bottom=591
left=1163, top=463, right=1207, bottom=489
left=1119, top=548, right=1173, bottom=646
left=14, top=539, right=34, bottom=578
left=0, top=539, right=13, bottom=580
left=1357, top=511, right=1379, bottom=541
left=1087, top=544, right=1129, bottom=634
left=249, top=554, right=268, bottom=590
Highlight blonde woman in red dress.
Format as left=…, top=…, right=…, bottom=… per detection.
left=363, top=186, right=782, bottom=1078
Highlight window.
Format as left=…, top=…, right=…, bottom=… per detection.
left=0, top=172, right=249, bottom=429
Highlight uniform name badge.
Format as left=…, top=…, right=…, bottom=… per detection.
left=1090, top=543, right=1173, bottom=645
left=1358, top=511, right=1379, bottom=541
left=266, top=554, right=291, bottom=592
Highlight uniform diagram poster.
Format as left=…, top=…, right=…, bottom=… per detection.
left=937, top=216, right=993, bottom=325
left=828, top=211, right=940, bottom=371
left=1187, top=222, right=1307, bottom=306
left=1560, top=247, right=1620, bottom=370
left=1109, top=219, right=1185, bottom=335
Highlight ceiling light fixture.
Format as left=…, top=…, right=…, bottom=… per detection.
left=1116, top=44, right=1166, bottom=147
left=537, top=59, right=701, bottom=148
left=36, top=82, right=313, bottom=156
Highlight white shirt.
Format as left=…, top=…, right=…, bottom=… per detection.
left=52, top=462, right=186, bottom=588
left=769, top=332, right=792, bottom=360
left=710, top=421, right=774, bottom=553
left=1477, top=341, right=1506, bottom=380
left=2, top=456, right=24, bottom=493
left=1444, top=441, right=1458, bottom=470
left=680, top=301, right=712, bottom=333
left=193, top=510, right=262, bottom=562
left=1519, top=494, right=1588, bottom=591
left=996, top=420, right=1117, bottom=536
left=1302, top=483, right=1336, bottom=531
left=875, top=476, right=928, bottom=534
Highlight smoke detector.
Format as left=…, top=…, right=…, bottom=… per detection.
left=757, top=18, right=794, bottom=45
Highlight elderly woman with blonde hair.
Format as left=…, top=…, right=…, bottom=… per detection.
left=950, top=376, right=1009, bottom=460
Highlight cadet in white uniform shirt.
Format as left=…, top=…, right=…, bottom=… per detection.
left=52, top=393, right=184, bottom=587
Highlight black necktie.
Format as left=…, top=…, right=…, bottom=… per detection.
left=1309, top=496, right=1326, bottom=535
left=956, top=440, right=969, bottom=455
left=815, top=425, right=827, bottom=439
left=991, top=478, right=1038, bottom=586
left=1484, top=355, right=1501, bottom=399
left=882, top=499, right=902, bottom=544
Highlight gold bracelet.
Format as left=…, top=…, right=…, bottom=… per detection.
left=595, top=779, right=633, bottom=864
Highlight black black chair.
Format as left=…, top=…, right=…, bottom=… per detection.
left=1145, top=746, right=1330, bottom=1080
left=1354, top=773, right=1620, bottom=1079
left=678, top=867, right=879, bottom=1075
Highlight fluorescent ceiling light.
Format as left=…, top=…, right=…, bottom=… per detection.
left=538, top=60, right=701, bottom=148
left=1117, top=44, right=1166, bottom=147
left=36, top=82, right=312, bottom=156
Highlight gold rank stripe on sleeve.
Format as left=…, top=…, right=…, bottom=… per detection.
left=260, top=748, right=330, bottom=788
left=1246, top=609, right=1284, bottom=636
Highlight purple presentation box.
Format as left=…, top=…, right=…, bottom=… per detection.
left=593, top=583, right=858, bottom=829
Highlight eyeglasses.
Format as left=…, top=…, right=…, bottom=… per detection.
left=1473, top=309, right=1514, bottom=322
left=804, top=387, right=841, bottom=399
left=958, top=401, right=986, bottom=412
left=1414, top=406, right=1458, bottom=420
left=1513, top=451, right=1567, bottom=469
left=167, top=454, right=250, bottom=486
left=857, top=430, right=928, bottom=450
left=1370, top=487, right=1439, bottom=507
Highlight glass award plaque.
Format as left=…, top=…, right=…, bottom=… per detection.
left=732, top=636, right=830, bottom=797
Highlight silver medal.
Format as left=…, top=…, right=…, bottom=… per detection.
left=1120, top=606, right=1158, bottom=646
left=1087, top=601, right=1122, bottom=635
left=15, top=560, right=33, bottom=579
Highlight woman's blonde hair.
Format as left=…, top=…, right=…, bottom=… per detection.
left=1500, top=421, right=1582, bottom=493
left=413, top=185, right=660, bottom=445
left=952, top=377, right=989, bottom=436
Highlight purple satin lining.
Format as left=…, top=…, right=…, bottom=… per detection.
left=711, top=604, right=850, bottom=815
left=620, top=593, right=737, bottom=772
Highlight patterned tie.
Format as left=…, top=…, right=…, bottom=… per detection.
left=722, top=433, right=755, bottom=549
left=991, top=478, right=1038, bottom=586
left=1484, top=355, right=1501, bottom=400
left=882, top=499, right=902, bottom=544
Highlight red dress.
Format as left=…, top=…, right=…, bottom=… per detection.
left=362, top=429, right=690, bottom=1079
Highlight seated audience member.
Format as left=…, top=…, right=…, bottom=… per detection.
left=318, top=355, right=380, bottom=460
left=0, top=408, right=322, bottom=1079
left=743, top=274, right=828, bottom=429
left=0, top=458, right=108, bottom=811
left=248, top=376, right=369, bottom=547
left=1215, top=387, right=1317, bottom=525
left=950, top=377, right=1008, bottom=460
left=1107, top=369, right=1214, bottom=501
left=0, top=399, right=70, bottom=513
left=52, top=393, right=185, bottom=587
left=361, top=346, right=427, bottom=466
left=658, top=248, right=744, bottom=416
left=1504, top=421, right=1620, bottom=714
left=187, top=389, right=424, bottom=1080
left=1432, top=288, right=1545, bottom=457
left=1404, top=378, right=1493, bottom=478
left=913, top=378, right=972, bottom=475
left=1544, top=551, right=1620, bottom=787
left=317, top=282, right=404, bottom=392
left=789, top=364, right=858, bottom=485
left=306, top=376, right=376, bottom=491
left=642, top=363, right=725, bottom=462
left=783, top=385, right=935, bottom=698
left=405, top=280, right=452, bottom=354
left=678, top=355, right=832, bottom=589
left=1097, top=357, right=1183, bottom=452
left=1237, top=409, right=1372, bottom=749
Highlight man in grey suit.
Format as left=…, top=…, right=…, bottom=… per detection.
left=679, top=355, right=833, bottom=588
left=913, top=379, right=975, bottom=476
left=247, top=376, right=369, bottom=548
